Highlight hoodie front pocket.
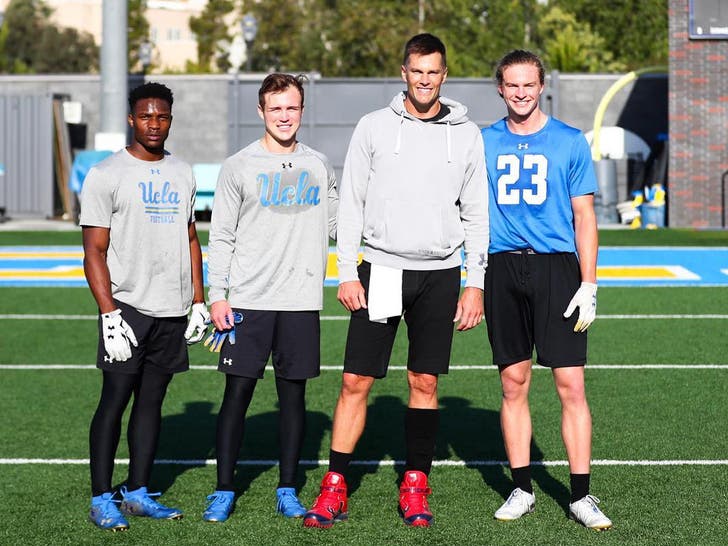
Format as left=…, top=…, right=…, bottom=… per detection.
left=382, top=199, right=449, bottom=257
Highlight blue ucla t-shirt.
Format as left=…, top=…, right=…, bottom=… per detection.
left=481, top=117, right=597, bottom=253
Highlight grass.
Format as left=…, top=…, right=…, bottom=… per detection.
left=1, top=227, right=728, bottom=247
left=1, top=230, right=727, bottom=545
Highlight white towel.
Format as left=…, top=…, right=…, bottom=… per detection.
left=367, top=264, right=403, bottom=323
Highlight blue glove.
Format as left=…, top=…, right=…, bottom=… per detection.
left=203, top=312, right=244, bottom=353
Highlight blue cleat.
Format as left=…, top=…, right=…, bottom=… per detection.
left=119, top=486, right=183, bottom=520
left=203, top=490, right=235, bottom=523
left=276, top=487, right=307, bottom=518
left=89, top=492, right=129, bottom=531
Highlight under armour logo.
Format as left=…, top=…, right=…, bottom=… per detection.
left=104, top=355, right=113, bottom=363
left=517, top=143, right=528, bottom=150
left=282, top=162, right=292, bottom=169
left=478, top=253, right=486, bottom=266
left=223, top=358, right=233, bottom=366
left=151, top=168, right=160, bottom=174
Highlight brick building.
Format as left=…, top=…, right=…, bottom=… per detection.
left=669, top=0, right=728, bottom=227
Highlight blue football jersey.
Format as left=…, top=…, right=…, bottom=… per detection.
left=481, top=117, right=597, bottom=253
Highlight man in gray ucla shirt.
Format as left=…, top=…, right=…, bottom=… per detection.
left=81, top=82, right=208, bottom=531
left=203, top=73, right=338, bottom=522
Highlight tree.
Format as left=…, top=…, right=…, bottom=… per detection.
left=2, top=0, right=49, bottom=73
left=537, top=6, right=625, bottom=72
left=35, top=26, right=99, bottom=73
left=1, top=0, right=97, bottom=74
left=128, top=0, right=151, bottom=72
left=242, top=0, right=543, bottom=78
left=549, top=0, right=668, bottom=69
left=325, top=0, right=421, bottom=76
left=189, top=0, right=234, bottom=72
left=0, top=13, right=9, bottom=72
left=427, top=0, right=541, bottom=78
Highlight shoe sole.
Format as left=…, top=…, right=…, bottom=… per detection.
left=569, top=514, right=612, bottom=531
left=494, top=505, right=535, bottom=521
left=399, top=508, right=433, bottom=527
left=278, top=511, right=306, bottom=518
left=303, top=513, right=348, bottom=528
left=89, top=518, right=129, bottom=531
left=121, top=509, right=183, bottom=520
left=403, top=517, right=431, bottom=527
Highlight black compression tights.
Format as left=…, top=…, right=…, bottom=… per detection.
left=89, top=370, right=173, bottom=497
left=215, top=375, right=306, bottom=491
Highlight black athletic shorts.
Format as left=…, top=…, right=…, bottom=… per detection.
left=343, top=261, right=461, bottom=379
left=96, top=299, right=189, bottom=375
left=484, top=250, right=587, bottom=368
left=217, top=309, right=320, bottom=380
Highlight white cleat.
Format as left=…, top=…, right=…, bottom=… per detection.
left=494, top=488, right=535, bottom=521
left=569, top=495, right=613, bottom=530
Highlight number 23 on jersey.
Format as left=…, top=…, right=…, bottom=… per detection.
left=496, top=153, right=548, bottom=206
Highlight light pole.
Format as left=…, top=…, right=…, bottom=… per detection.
left=139, top=41, right=152, bottom=75
left=241, top=13, right=258, bottom=73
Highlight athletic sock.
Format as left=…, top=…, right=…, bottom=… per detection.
left=404, top=407, right=439, bottom=475
left=328, top=449, right=353, bottom=476
left=570, top=473, right=590, bottom=502
left=511, top=465, right=533, bottom=494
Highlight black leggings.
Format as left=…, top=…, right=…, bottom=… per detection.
left=215, top=375, right=306, bottom=491
left=89, top=370, right=173, bottom=496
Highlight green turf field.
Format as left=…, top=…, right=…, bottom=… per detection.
left=1, top=229, right=727, bottom=545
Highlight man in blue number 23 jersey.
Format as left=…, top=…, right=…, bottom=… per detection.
left=481, top=50, right=612, bottom=531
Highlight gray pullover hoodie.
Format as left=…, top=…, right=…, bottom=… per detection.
left=336, top=92, right=488, bottom=289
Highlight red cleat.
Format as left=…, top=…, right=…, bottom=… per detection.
left=398, top=470, right=433, bottom=527
left=303, top=472, right=348, bottom=529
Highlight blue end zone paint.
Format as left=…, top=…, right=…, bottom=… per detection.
left=597, top=247, right=728, bottom=286
left=1, top=246, right=727, bottom=287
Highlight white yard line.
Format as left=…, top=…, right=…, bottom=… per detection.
left=2, top=364, right=728, bottom=371
left=1, top=457, right=727, bottom=466
left=1, top=314, right=728, bottom=321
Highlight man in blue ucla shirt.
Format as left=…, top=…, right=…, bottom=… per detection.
left=204, top=73, right=338, bottom=522
left=81, top=82, right=209, bottom=531
left=481, top=50, right=612, bottom=530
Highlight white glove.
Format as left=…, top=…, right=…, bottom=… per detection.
left=184, top=302, right=210, bottom=344
left=101, top=309, right=138, bottom=362
left=563, top=282, right=597, bottom=332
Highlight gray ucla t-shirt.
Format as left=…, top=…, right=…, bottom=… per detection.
left=79, top=148, right=196, bottom=317
left=207, top=140, right=338, bottom=310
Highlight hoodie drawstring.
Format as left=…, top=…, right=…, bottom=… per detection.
left=394, top=110, right=404, bottom=155
left=446, top=121, right=452, bottom=163
left=394, top=106, right=452, bottom=163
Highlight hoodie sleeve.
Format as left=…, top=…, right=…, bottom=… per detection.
left=206, top=159, right=242, bottom=303
left=336, top=116, right=371, bottom=283
left=459, top=128, right=489, bottom=289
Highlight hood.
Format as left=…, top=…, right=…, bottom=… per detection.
left=388, top=91, right=470, bottom=125
left=387, top=92, right=470, bottom=162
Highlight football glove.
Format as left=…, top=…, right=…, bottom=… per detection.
left=563, top=282, right=597, bottom=332
left=184, top=303, right=210, bottom=345
left=203, top=312, right=243, bottom=353
left=101, top=309, right=138, bottom=362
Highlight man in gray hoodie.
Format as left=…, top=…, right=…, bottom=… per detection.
left=304, top=33, right=488, bottom=529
